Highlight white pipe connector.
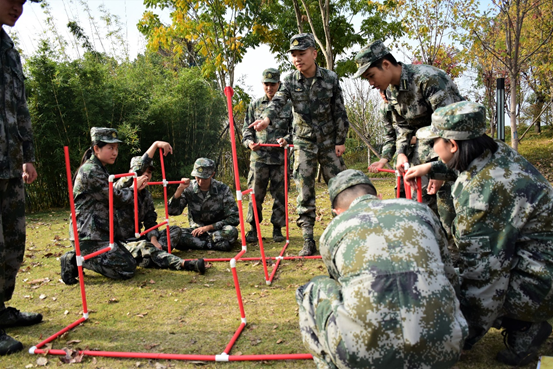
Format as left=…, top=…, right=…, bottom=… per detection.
left=395, top=170, right=400, bottom=177
left=165, top=218, right=170, bottom=224
left=83, top=312, right=89, bottom=319
left=241, top=317, right=247, bottom=324
left=266, top=280, right=271, bottom=286
left=242, top=246, right=247, bottom=251
left=275, top=256, right=284, bottom=261
left=108, top=175, right=115, bottom=182
left=215, top=353, right=229, bottom=362
left=230, top=259, right=236, bottom=268
left=134, top=232, right=140, bottom=238
left=403, top=162, right=410, bottom=171
left=236, top=191, right=242, bottom=201
left=163, top=179, right=168, bottom=187
left=131, top=171, right=137, bottom=178
left=29, top=346, right=37, bottom=354
left=76, top=256, right=84, bottom=267
left=109, top=243, right=115, bottom=250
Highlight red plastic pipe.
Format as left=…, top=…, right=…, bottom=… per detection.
left=63, top=147, right=88, bottom=313
left=250, top=194, right=269, bottom=281
left=32, top=317, right=87, bottom=350
left=109, top=180, right=114, bottom=245
left=223, top=322, right=246, bottom=354
left=140, top=220, right=168, bottom=238
left=158, top=148, right=172, bottom=253
left=231, top=263, right=246, bottom=319
left=417, top=177, right=423, bottom=203
left=82, top=246, right=112, bottom=261
left=134, top=176, right=139, bottom=237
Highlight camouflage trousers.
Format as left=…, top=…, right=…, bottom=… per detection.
left=293, top=140, right=345, bottom=238
left=174, top=225, right=238, bottom=251
left=73, top=240, right=136, bottom=280
left=297, top=275, right=465, bottom=369
left=246, top=161, right=286, bottom=228
left=0, top=178, right=25, bottom=305
left=154, top=225, right=182, bottom=251
left=124, top=239, right=184, bottom=270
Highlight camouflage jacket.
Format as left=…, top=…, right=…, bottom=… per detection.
left=242, top=94, right=293, bottom=165
left=318, top=194, right=467, bottom=365
left=114, top=154, right=160, bottom=241
left=386, top=63, right=463, bottom=163
left=262, top=65, right=349, bottom=145
left=379, top=101, right=397, bottom=162
left=445, top=141, right=553, bottom=332
left=0, top=29, right=35, bottom=179
left=69, top=155, right=135, bottom=242
left=167, top=178, right=239, bottom=230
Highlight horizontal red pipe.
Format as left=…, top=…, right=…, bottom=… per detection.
left=112, top=172, right=135, bottom=179
left=148, top=180, right=187, bottom=185
left=34, top=317, right=87, bottom=349
left=82, top=246, right=112, bottom=261
left=31, top=349, right=312, bottom=361
left=374, top=168, right=395, bottom=174
left=140, top=221, right=168, bottom=237
left=241, top=188, right=253, bottom=196
left=189, top=255, right=322, bottom=262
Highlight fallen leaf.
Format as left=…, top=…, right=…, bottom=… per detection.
left=39, top=294, right=47, bottom=300
left=145, top=343, right=159, bottom=350
left=64, top=310, right=70, bottom=315
left=36, top=357, right=48, bottom=366
left=149, top=279, right=156, bottom=284
left=59, top=347, right=84, bottom=363
left=108, top=297, right=119, bottom=303
left=66, top=340, right=81, bottom=345
left=276, top=339, right=284, bottom=344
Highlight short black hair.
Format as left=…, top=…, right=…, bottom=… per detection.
left=332, top=183, right=377, bottom=210
left=369, top=54, right=398, bottom=70
left=446, top=135, right=498, bottom=172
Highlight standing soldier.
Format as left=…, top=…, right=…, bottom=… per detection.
left=242, top=68, right=292, bottom=244
left=250, top=33, right=350, bottom=256
left=0, top=0, right=43, bottom=356
left=168, top=158, right=239, bottom=252
left=297, top=169, right=467, bottom=368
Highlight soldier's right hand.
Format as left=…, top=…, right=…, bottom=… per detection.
left=368, top=159, right=387, bottom=173
left=174, top=178, right=190, bottom=198
left=396, top=154, right=409, bottom=175
left=249, top=117, right=270, bottom=131
left=136, top=175, right=148, bottom=190
left=249, top=142, right=261, bottom=151
left=155, top=141, right=173, bottom=156
left=277, top=138, right=287, bottom=147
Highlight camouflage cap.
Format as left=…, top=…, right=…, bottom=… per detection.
left=328, top=169, right=376, bottom=206
left=130, top=156, right=154, bottom=174
left=90, top=127, right=122, bottom=144
left=288, top=33, right=316, bottom=52
left=191, top=158, right=215, bottom=179
left=262, top=68, right=280, bottom=83
left=417, top=101, right=487, bottom=141
left=353, top=40, right=391, bottom=78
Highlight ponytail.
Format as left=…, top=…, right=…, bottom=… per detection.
left=73, top=141, right=108, bottom=181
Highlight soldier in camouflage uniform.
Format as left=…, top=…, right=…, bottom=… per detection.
left=406, top=101, right=553, bottom=366
left=168, top=158, right=239, bottom=251
left=114, top=154, right=205, bottom=274
left=60, top=131, right=204, bottom=286
left=0, top=0, right=44, bottom=356
left=357, top=40, right=459, bottom=241
left=250, top=33, right=349, bottom=256
left=242, top=68, right=292, bottom=243
left=296, top=169, right=468, bottom=368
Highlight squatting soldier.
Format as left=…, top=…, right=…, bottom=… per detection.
left=0, top=0, right=44, bottom=356
left=242, top=68, right=293, bottom=243
left=250, top=33, right=349, bottom=256
left=114, top=153, right=205, bottom=274
left=406, top=101, right=553, bottom=366
left=60, top=132, right=204, bottom=287
left=355, top=40, right=461, bottom=238
left=296, top=169, right=468, bottom=368
left=168, top=158, right=239, bottom=251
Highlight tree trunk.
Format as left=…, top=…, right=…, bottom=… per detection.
left=534, top=98, right=544, bottom=134
left=509, top=71, right=518, bottom=151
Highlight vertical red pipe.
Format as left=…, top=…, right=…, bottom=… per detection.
left=231, top=263, right=246, bottom=319
left=158, top=148, right=172, bottom=253
left=64, top=147, right=88, bottom=313
left=417, top=177, right=423, bottom=203
left=223, top=87, right=248, bottom=246
left=109, top=181, right=114, bottom=245
left=250, top=195, right=269, bottom=281
left=284, top=146, right=290, bottom=241
left=134, top=176, right=139, bottom=237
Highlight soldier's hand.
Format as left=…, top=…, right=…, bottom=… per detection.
left=277, top=138, right=287, bottom=147
left=174, top=178, right=190, bottom=198
left=249, top=142, right=261, bottom=151
left=137, top=174, right=149, bottom=191
left=368, top=159, right=387, bottom=173
left=156, top=141, right=173, bottom=156
left=335, top=145, right=345, bottom=157
left=249, top=118, right=270, bottom=131
left=396, top=154, right=409, bottom=175
left=151, top=239, right=163, bottom=250
left=22, top=163, right=37, bottom=184
left=191, top=225, right=212, bottom=237
left=427, top=179, right=444, bottom=195
left=404, top=163, right=432, bottom=188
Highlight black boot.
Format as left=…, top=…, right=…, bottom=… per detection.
left=272, top=227, right=285, bottom=242
left=0, top=307, right=42, bottom=328
left=184, top=259, right=206, bottom=275
left=60, top=251, right=78, bottom=285
left=0, top=330, right=22, bottom=356
left=496, top=320, right=552, bottom=366
left=245, top=227, right=258, bottom=243
left=299, top=238, right=317, bottom=256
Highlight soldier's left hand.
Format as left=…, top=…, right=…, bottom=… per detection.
left=22, top=163, right=37, bottom=184
left=335, top=145, right=345, bottom=157
left=156, top=141, right=173, bottom=156
left=277, top=138, right=288, bottom=147
left=192, top=225, right=211, bottom=237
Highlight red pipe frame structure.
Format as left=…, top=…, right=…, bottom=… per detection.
left=372, top=166, right=423, bottom=202
left=32, top=88, right=427, bottom=364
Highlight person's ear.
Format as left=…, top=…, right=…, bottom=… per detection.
left=450, top=139, right=459, bottom=154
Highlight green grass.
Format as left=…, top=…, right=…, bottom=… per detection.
left=4, top=127, right=553, bottom=368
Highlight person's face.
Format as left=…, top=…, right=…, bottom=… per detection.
left=94, top=143, right=119, bottom=166
left=263, top=82, right=280, bottom=100
left=362, top=63, right=393, bottom=92
left=291, top=48, right=317, bottom=74
left=0, top=0, right=25, bottom=27
left=144, top=168, right=153, bottom=182
left=432, top=137, right=455, bottom=163
left=195, top=174, right=213, bottom=191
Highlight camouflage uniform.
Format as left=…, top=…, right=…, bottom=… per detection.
left=262, top=34, right=349, bottom=238
left=168, top=159, right=239, bottom=251
left=356, top=40, right=461, bottom=237
left=242, top=68, right=293, bottom=231
left=297, top=170, right=468, bottom=368
left=0, top=28, right=35, bottom=305
left=68, top=129, right=136, bottom=280
left=114, top=155, right=185, bottom=271
left=421, top=102, right=553, bottom=357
